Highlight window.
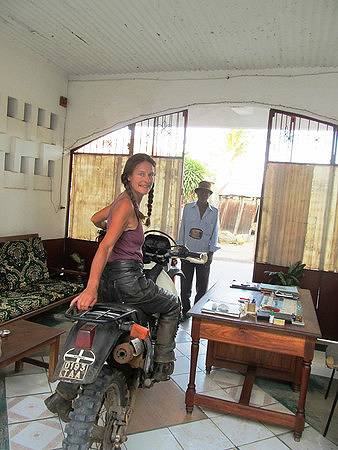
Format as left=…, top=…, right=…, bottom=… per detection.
left=256, top=110, right=338, bottom=272
left=69, top=110, right=187, bottom=240
left=268, top=111, right=336, bottom=165
left=77, top=127, right=131, bottom=155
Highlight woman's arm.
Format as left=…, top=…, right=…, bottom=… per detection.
left=72, top=199, right=132, bottom=310
left=91, top=204, right=112, bottom=229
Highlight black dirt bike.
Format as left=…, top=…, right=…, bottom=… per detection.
left=51, top=231, right=207, bottom=449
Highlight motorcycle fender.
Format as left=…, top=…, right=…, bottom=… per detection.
left=51, top=321, right=124, bottom=384
left=167, top=268, right=185, bottom=279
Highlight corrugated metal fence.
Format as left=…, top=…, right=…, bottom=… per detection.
left=219, top=195, right=260, bottom=235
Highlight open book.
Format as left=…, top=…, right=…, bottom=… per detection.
left=201, top=300, right=243, bottom=318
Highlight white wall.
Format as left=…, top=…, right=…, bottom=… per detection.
left=0, top=38, right=68, bottom=239
left=2, top=36, right=338, bottom=240
left=65, top=69, right=338, bottom=151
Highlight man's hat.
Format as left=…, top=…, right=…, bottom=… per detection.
left=195, top=180, right=213, bottom=194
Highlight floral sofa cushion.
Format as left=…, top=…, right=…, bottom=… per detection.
left=0, top=279, right=83, bottom=323
left=0, top=236, right=49, bottom=291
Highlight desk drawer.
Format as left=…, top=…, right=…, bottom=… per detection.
left=199, top=322, right=307, bottom=358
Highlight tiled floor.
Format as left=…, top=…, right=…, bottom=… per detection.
left=1, top=319, right=337, bottom=450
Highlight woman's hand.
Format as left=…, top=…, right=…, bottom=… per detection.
left=70, top=287, right=98, bottom=310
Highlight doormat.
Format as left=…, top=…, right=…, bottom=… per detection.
left=128, top=379, right=206, bottom=435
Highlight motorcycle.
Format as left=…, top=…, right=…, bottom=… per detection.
left=52, top=230, right=207, bottom=449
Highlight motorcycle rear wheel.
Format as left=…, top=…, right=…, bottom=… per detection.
left=62, top=366, right=129, bottom=450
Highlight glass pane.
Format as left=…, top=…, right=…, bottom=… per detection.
left=269, top=113, right=294, bottom=162
left=76, top=127, right=131, bottom=154
left=133, top=112, right=185, bottom=157
left=153, top=112, right=185, bottom=157
left=133, top=118, right=155, bottom=155
left=291, top=120, right=333, bottom=164
left=268, top=112, right=334, bottom=164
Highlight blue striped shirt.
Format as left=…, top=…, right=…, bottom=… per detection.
left=177, top=202, right=220, bottom=253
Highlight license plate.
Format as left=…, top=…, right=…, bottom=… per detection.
left=59, top=361, right=89, bottom=381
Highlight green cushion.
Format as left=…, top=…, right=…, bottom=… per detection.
left=0, top=236, right=49, bottom=291
left=0, top=279, right=83, bottom=323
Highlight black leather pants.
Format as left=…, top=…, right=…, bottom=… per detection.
left=55, top=261, right=180, bottom=402
left=99, top=260, right=180, bottom=363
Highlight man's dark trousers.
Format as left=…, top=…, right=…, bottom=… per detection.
left=180, top=259, right=212, bottom=315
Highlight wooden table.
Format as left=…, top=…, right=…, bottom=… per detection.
left=185, top=284, right=321, bottom=441
left=0, top=320, right=64, bottom=381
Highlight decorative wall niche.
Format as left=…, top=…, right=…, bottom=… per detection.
left=24, top=103, right=32, bottom=122
left=37, top=108, right=46, bottom=126
left=7, top=97, right=18, bottom=118
left=50, top=112, right=58, bottom=130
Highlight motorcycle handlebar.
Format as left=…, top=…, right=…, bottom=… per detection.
left=167, top=246, right=208, bottom=264
left=184, top=252, right=208, bottom=265
left=143, top=248, right=208, bottom=264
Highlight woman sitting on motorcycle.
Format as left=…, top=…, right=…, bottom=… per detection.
left=46, top=153, right=180, bottom=420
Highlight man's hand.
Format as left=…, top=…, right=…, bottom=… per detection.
left=70, top=288, right=98, bottom=310
left=207, top=251, right=214, bottom=264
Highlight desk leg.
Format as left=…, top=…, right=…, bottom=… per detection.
left=14, top=360, right=24, bottom=373
left=206, top=341, right=214, bottom=374
left=294, top=358, right=311, bottom=441
left=48, top=337, right=60, bottom=382
left=185, top=319, right=200, bottom=413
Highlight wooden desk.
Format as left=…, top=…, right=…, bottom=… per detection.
left=185, top=284, right=321, bottom=441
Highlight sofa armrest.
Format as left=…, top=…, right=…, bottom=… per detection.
left=49, top=267, right=88, bottom=282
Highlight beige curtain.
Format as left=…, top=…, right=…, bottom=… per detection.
left=256, top=162, right=338, bottom=271
left=68, top=154, right=128, bottom=241
left=68, top=154, right=183, bottom=241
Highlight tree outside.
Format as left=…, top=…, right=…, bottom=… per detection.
left=182, top=156, right=209, bottom=203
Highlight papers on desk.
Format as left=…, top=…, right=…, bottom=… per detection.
left=260, top=284, right=299, bottom=298
left=201, top=300, right=243, bottom=317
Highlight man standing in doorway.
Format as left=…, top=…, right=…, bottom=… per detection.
left=178, top=181, right=220, bottom=320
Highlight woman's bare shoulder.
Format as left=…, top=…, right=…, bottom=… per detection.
left=110, top=192, right=133, bottom=215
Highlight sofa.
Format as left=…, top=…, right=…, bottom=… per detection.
left=0, top=234, right=84, bottom=324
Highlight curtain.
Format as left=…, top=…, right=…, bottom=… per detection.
left=68, top=154, right=183, bottom=241
left=256, top=162, right=338, bottom=271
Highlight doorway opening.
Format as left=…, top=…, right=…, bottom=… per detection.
left=183, top=105, right=268, bottom=284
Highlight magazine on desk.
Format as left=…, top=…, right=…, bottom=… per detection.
left=260, top=284, right=299, bottom=297
left=201, top=300, right=243, bottom=318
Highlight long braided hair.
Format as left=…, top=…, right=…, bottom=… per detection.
left=121, top=153, right=156, bottom=227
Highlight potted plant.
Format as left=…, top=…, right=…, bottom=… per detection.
left=264, top=261, right=306, bottom=286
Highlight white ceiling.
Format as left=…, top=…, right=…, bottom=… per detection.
left=0, top=0, right=337, bottom=77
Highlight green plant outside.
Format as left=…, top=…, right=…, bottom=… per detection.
left=183, top=157, right=208, bottom=203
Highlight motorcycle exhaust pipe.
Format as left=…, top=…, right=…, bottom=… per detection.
left=113, top=339, right=144, bottom=364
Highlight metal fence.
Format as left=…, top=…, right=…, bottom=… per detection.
left=219, top=195, right=260, bottom=235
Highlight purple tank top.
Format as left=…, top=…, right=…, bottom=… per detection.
left=107, top=207, right=144, bottom=263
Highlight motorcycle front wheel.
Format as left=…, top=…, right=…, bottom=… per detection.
left=62, top=366, right=129, bottom=450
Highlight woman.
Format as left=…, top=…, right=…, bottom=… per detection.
left=46, top=153, right=180, bottom=421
